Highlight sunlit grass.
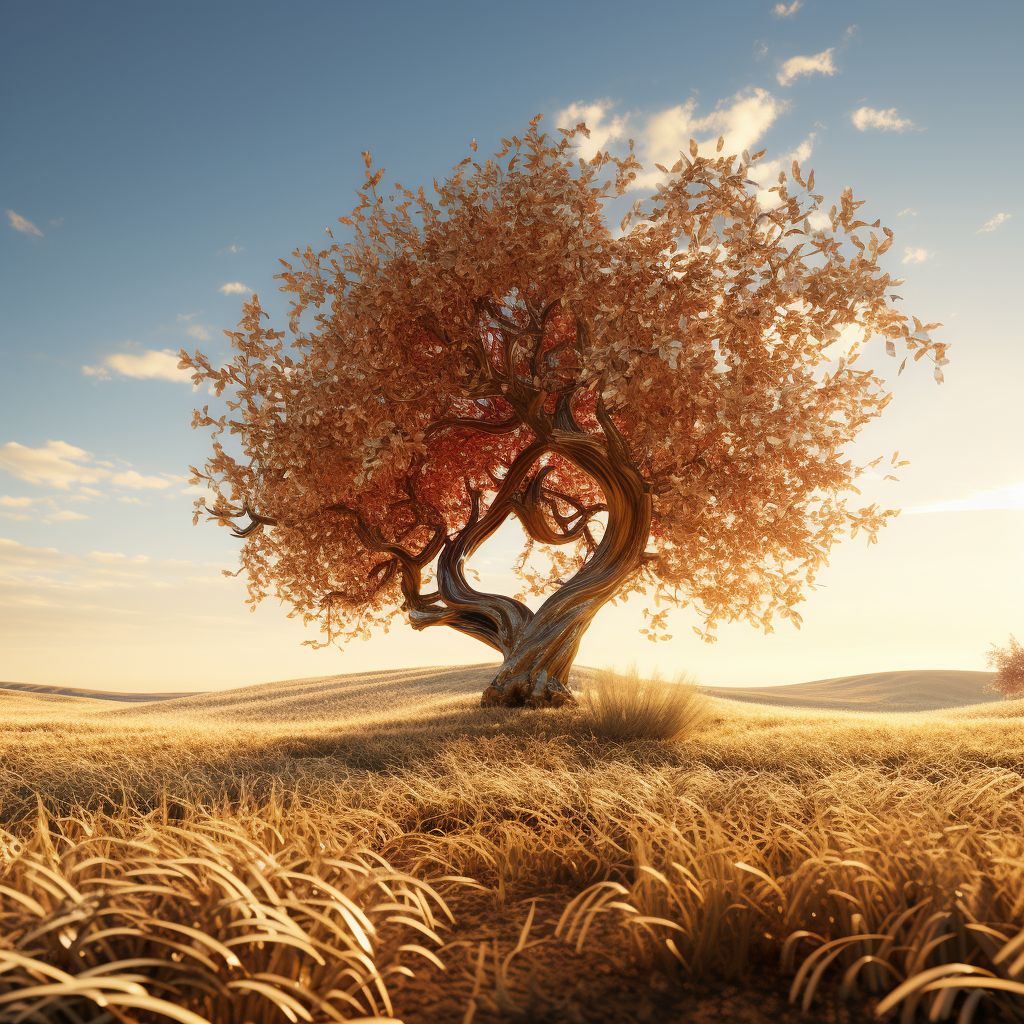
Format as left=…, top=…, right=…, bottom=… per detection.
left=2, top=677, right=1022, bottom=1021
left=577, top=664, right=710, bottom=742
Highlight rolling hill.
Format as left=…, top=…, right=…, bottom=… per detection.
left=1, top=665, right=1004, bottom=717
left=701, top=669, right=1001, bottom=713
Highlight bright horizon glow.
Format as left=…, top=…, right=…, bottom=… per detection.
left=1, top=2, right=1020, bottom=693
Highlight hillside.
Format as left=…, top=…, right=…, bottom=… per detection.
left=0, top=681, right=204, bottom=702
left=1, top=665, right=1004, bottom=716
left=702, top=669, right=1000, bottom=712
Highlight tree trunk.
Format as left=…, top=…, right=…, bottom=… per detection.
left=481, top=425, right=653, bottom=708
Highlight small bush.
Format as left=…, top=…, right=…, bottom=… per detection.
left=986, top=633, right=1024, bottom=699
left=578, top=664, right=710, bottom=742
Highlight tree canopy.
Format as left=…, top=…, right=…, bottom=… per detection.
left=181, top=116, right=944, bottom=706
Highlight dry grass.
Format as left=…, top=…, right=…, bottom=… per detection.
left=576, top=665, right=710, bottom=742
left=2, top=670, right=1023, bottom=1023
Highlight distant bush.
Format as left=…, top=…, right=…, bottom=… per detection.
left=578, top=664, right=710, bottom=742
left=985, top=633, right=1024, bottom=699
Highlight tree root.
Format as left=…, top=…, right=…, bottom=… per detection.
left=481, top=670, right=575, bottom=709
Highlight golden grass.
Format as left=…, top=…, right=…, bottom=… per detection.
left=577, top=665, right=710, bottom=742
left=2, top=670, right=1023, bottom=1022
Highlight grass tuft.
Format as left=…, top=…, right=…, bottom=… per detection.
left=577, top=664, right=711, bottom=742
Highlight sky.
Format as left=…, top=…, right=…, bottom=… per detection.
left=1, top=0, right=1021, bottom=693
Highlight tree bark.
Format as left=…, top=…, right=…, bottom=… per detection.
left=481, top=420, right=653, bottom=708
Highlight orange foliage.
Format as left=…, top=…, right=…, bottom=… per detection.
left=180, top=116, right=943, bottom=674
left=986, top=635, right=1024, bottom=699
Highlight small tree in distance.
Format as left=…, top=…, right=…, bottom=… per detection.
left=985, top=635, right=1024, bottom=699
left=182, top=116, right=945, bottom=708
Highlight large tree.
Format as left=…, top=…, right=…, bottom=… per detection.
left=182, top=117, right=944, bottom=707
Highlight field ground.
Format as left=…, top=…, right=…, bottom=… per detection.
left=1, top=665, right=1022, bottom=1023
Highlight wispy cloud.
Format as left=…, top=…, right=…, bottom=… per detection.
left=0, top=495, right=34, bottom=521
left=645, top=89, right=784, bottom=174
left=0, top=538, right=232, bottom=618
left=0, top=441, right=177, bottom=509
left=177, top=312, right=198, bottom=322
left=0, top=441, right=108, bottom=489
left=46, top=509, right=89, bottom=522
left=218, top=244, right=244, bottom=254
left=110, top=470, right=173, bottom=491
left=6, top=209, right=43, bottom=237
left=748, top=134, right=816, bottom=197
left=186, top=324, right=212, bottom=341
left=906, top=481, right=1024, bottom=515
left=902, top=247, right=932, bottom=265
left=82, top=348, right=190, bottom=383
left=977, top=212, right=1011, bottom=234
left=773, top=1, right=802, bottom=16
left=898, top=208, right=917, bottom=217
left=560, top=89, right=787, bottom=192
left=553, top=100, right=630, bottom=162
left=777, top=49, right=836, bottom=87
left=852, top=107, right=915, bottom=132
left=219, top=282, right=250, bottom=295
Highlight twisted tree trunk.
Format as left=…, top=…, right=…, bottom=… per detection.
left=479, top=425, right=653, bottom=708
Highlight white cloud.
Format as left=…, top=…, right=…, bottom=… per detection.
left=0, top=441, right=107, bottom=489
left=219, top=244, right=244, bottom=254
left=46, top=509, right=89, bottom=522
left=558, top=89, right=799, bottom=200
left=177, top=312, right=198, bottom=322
left=748, top=133, right=815, bottom=196
left=82, top=348, right=190, bottom=383
left=852, top=107, right=915, bottom=132
left=587, top=88, right=786, bottom=191
left=219, top=282, right=250, bottom=295
left=6, top=209, right=43, bottom=237
left=902, top=247, right=932, bottom=265
left=906, top=481, right=1024, bottom=515
left=777, top=49, right=836, bottom=87
left=977, top=212, right=1011, bottom=234
left=0, top=440, right=177, bottom=506
left=186, top=324, right=212, bottom=341
left=898, top=208, right=917, bottom=217
left=1, top=512, right=32, bottom=521
left=117, top=496, right=150, bottom=504
left=773, top=1, right=801, bottom=16
left=111, top=470, right=172, bottom=491
left=554, top=100, right=630, bottom=161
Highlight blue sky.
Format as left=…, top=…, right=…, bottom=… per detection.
left=2, top=0, right=1021, bottom=691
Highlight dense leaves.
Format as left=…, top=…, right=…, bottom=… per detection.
left=181, top=116, right=943, bottom=673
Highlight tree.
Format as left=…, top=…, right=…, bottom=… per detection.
left=985, top=635, right=1024, bottom=699
left=181, top=116, right=945, bottom=708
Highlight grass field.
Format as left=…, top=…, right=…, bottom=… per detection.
left=2, top=665, right=1022, bottom=1023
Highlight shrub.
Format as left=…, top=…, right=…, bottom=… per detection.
left=578, top=664, right=710, bottom=742
left=985, top=634, right=1024, bottom=699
